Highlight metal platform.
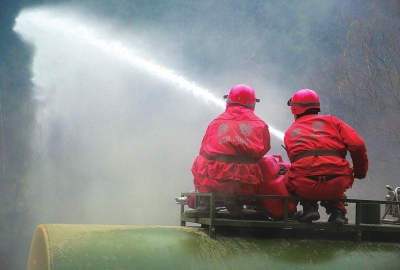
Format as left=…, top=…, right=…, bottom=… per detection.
left=178, top=192, right=400, bottom=242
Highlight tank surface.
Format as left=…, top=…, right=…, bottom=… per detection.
left=28, top=224, right=400, bottom=270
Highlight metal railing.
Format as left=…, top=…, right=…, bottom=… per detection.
left=177, top=192, right=400, bottom=242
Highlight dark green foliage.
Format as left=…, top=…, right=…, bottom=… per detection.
left=0, top=1, right=45, bottom=269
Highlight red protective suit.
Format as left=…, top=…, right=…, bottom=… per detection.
left=283, top=114, right=368, bottom=212
left=192, top=104, right=271, bottom=195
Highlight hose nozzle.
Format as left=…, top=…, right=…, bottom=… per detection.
left=175, top=196, right=188, bottom=205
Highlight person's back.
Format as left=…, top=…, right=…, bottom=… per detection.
left=190, top=84, right=271, bottom=216
left=284, top=89, right=368, bottom=224
left=285, top=114, right=366, bottom=178
left=196, top=105, right=270, bottom=189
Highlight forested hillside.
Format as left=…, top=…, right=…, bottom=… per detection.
left=0, top=1, right=399, bottom=269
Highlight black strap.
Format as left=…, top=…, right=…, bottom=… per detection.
left=215, top=155, right=256, bottom=164
left=306, top=175, right=340, bottom=181
left=293, top=150, right=343, bottom=163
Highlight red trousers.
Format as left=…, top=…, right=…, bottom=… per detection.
left=284, top=174, right=354, bottom=213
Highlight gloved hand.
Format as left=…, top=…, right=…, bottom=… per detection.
left=354, top=174, right=365, bottom=179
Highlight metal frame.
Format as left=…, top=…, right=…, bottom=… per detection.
left=179, top=192, right=400, bottom=242
left=381, top=185, right=400, bottom=223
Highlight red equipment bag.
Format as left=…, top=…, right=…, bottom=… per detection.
left=256, top=154, right=297, bottom=220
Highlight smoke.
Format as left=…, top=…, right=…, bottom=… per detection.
left=13, top=5, right=290, bottom=226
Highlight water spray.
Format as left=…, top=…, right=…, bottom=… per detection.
left=14, top=7, right=284, bottom=141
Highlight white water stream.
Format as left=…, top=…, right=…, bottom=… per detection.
left=14, top=6, right=285, bottom=225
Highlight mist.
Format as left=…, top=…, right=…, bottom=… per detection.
left=13, top=4, right=292, bottom=227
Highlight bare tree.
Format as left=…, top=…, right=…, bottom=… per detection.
left=307, top=1, right=400, bottom=195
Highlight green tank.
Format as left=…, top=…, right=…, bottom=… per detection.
left=27, top=224, right=400, bottom=270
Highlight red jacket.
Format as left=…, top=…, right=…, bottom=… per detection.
left=192, top=104, right=271, bottom=190
left=284, top=114, right=368, bottom=178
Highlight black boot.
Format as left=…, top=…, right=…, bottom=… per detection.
left=298, top=204, right=320, bottom=222
left=195, top=197, right=210, bottom=212
left=184, top=197, right=210, bottom=218
left=224, top=197, right=243, bottom=219
left=328, top=208, right=348, bottom=224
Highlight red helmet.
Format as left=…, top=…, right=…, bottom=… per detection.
left=287, top=89, right=320, bottom=115
left=223, top=84, right=260, bottom=108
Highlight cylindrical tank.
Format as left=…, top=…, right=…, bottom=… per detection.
left=257, top=154, right=297, bottom=220
left=27, top=224, right=400, bottom=270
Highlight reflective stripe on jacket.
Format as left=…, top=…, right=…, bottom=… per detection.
left=284, top=114, right=368, bottom=178
left=192, top=104, right=271, bottom=187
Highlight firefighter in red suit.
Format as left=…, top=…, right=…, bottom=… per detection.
left=190, top=84, right=271, bottom=216
left=284, top=89, right=368, bottom=224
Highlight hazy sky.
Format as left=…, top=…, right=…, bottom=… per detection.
left=14, top=4, right=294, bottom=226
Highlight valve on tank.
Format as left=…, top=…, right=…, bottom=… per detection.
left=175, top=196, right=188, bottom=205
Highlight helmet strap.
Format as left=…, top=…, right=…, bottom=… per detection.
left=288, top=101, right=320, bottom=107
left=296, top=108, right=320, bottom=119
left=226, top=99, right=256, bottom=108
